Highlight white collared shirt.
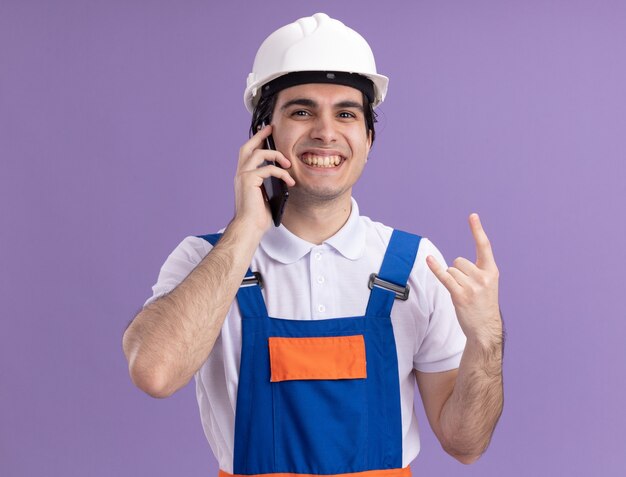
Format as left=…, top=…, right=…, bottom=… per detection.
left=145, top=199, right=466, bottom=471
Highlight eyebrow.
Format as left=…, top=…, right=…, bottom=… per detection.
left=280, top=98, right=364, bottom=112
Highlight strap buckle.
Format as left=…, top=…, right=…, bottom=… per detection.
left=368, top=273, right=410, bottom=301
left=241, top=272, right=264, bottom=289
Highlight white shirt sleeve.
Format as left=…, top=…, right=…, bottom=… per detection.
left=413, top=238, right=467, bottom=372
left=143, top=236, right=213, bottom=307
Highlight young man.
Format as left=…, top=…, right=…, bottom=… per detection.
left=123, top=13, right=503, bottom=476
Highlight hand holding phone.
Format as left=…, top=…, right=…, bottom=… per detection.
left=260, top=122, right=289, bottom=227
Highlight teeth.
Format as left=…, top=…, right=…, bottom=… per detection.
left=301, top=153, right=343, bottom=168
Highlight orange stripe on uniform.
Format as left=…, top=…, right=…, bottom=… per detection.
left=219, top=467, right=411, bottom=477
left=268, top=335, right=367, bottom=382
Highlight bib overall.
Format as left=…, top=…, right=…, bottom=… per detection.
left=199, top=230, right=421, bottom=477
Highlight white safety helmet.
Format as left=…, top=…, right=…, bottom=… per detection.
left=244, top=13, right=388, bottom=113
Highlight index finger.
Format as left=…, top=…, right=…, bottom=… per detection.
left=240, top=123, right=273, bottom=158
left=469, top=213, right=497, bottom=271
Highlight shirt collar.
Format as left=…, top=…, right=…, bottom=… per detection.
left=260, top=197, right=366, bottom=264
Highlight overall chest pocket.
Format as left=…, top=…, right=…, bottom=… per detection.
left=269, top=335, right=369, bottom=474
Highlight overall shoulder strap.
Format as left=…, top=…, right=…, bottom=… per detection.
left=196, top=233, right=267, bottom=319
left=197, top=233, right=222, bottom=246
left=365, top=229, right=422, bottom=317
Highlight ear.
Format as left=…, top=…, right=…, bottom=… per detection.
left=366, top=129, right=373, bottom=161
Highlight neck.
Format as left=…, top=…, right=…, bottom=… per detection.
left=281, top=192, right=353, bottom=245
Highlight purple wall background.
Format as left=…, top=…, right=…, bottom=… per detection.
left=2, top=1, right=625, bottom=475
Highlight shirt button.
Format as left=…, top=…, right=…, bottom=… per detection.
left=314, top=252, right=322, bottom=261
left=317, top=276, right=325, bottom=284
left=318, top=304, right=326, bottom=313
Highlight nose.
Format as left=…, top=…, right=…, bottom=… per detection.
left=309, top=113, right=337, bottom=143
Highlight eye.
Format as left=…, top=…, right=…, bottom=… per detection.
left=291, top=110, right=311, bottom=117
left=338, top=111, right=357, bottom=119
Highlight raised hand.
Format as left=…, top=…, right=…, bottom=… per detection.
left=234, top=124, right=295, bottom=232
left=426, top=213, right=502, bottom=346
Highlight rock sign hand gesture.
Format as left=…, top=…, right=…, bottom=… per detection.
left=426, top=213, right=502, bottom=347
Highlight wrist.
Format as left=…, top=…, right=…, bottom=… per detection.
left=226, top=215, right=267, bottom=246
left=464, top=308, right=503, bottom=346
left=465, top=320, right=504, bottom=357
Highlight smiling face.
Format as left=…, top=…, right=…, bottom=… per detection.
left=271, top=83, right=372, bottom=207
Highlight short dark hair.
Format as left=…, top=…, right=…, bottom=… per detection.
left=250, top=89, right=378, bottom=145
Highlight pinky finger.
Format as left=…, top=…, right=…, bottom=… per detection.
left=426, top=255, right=463, bottom=296
left=256, top=165, right=296, bottom=187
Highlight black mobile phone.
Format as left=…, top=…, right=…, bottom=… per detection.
left=260, top=121, right=289, bottom=227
